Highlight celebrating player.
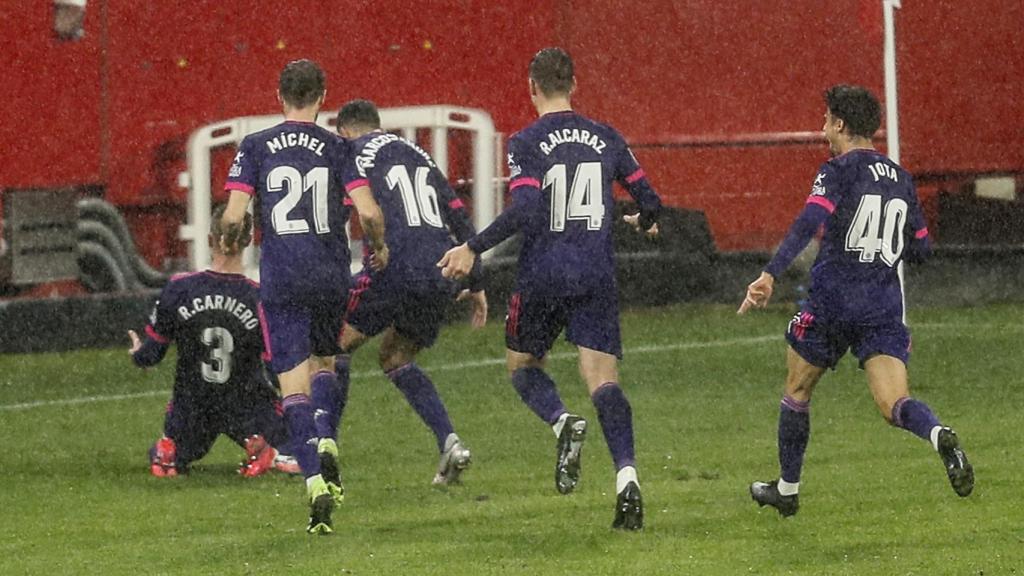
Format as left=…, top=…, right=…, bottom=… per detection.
left=129, top=205, right=298, bottom=479
left=219, top=59, right=388, bottom=534
left=438, top=47, right=661, bottom=530
left=738, top=85, right=974, bottom=517
left=327, top=99, right=487, bottom=486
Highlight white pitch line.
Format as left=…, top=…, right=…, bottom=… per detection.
left=0, top=334, right=777, bottom=413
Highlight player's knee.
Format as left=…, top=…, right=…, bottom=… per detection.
left=378, top=348, right=410, bottom=373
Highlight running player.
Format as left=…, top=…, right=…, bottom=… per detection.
left=438, top=48, right=662, bottom=530
left=738, top=84, right=974, bottom=517
left=219, top=59, right=388, bottom=534
left=327, top=99, right=487, bottom=486
left=129, top=205, right=298, bottom=479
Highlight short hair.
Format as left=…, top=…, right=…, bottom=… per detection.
left=211, top=203, right=252, bottom=250
left=529, top=47, right=575, bottom=96
left=824, top=85, right=881, bottom=139
left=279, top=59, right=326, bottom=109
left=336, top=99, right=381, bottom=131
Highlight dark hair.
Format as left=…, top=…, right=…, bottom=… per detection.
left=336, top=99, right=381, bottom=131
left=279, top=59, right=326, bottom=109
left=529, top=47, right=575, bottom=96
left=211, top=203, right=252, bottom=251
left=824, top=85, right=881, bottom=139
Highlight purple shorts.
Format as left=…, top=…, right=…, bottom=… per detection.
left=260, top=287, right=347, bottom=374
left=506, top=290, right=622, bottom=359
left=785, top=308, right=911, bottom=369
left=344, top=274, right=450, bottom=349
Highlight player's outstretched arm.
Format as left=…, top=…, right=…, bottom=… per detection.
left=128, top=329, right=169, bottom=367
left=457, top=289, right=488, bottom=329
left=738, top=271, right=775, bottom=314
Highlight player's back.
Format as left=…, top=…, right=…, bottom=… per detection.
left=811, top=149, right=926, bottom=323
left=230, top=121, right=351, bottom=301
left=510, top=111, right=631, bottom=295
left=348, top=132, right=457, bottom=288
left=160, top=271, right=266, bottom=399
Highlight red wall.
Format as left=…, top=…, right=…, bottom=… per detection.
left=4, top=0, right=1023, bottom=257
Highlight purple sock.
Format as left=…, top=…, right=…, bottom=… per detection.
left=387, top=363, right=455, bottom=453
left=311, top=362, right=349, bottom=440
left=891, top=397, right=940, bottom=441
left=282, top=393, right=321, bottom=479
left=511, top=367, right=566, bottom=425
left=778, top=396, right=810, bottom=484
left=591, top=383, right=635, bottom=470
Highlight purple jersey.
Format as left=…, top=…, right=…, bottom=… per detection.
left=225, top=121, right=352, bottom=302
left=804, top=149, right=929, bottom=323
left=139, top=270, right=268, bottom=398
left=492, top=111, right=661, bottom=296
left=341, top=131, right=475, bottom=289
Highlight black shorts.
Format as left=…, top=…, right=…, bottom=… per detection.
left=345, top=274, right=452, bottom=349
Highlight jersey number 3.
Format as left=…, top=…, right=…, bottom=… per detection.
left=845, top=194, right=908, bottom=266
left=201, top=326, right=234, bottom=384
left=545, top=162, right=604, bottom=232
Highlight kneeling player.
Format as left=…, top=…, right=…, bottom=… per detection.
left=129, top=205, right=297, bottom=478
left=316, top=99, right=487, bottom=485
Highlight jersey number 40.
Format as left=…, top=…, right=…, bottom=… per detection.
left=545, top=162, right=604, bottom=232
left=845, top=194, right=908, bottom=266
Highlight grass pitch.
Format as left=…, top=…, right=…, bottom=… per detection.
left=0, top=303, right=1020, bottom=575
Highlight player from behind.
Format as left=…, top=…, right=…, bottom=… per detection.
left=738, top=85, right=973, bottom=517
left=327, top=99, right=488, bottom=486
left=129, top=205, right=298, bottom=479
left=219, top=59, right=388, bottom=534
left=438, top=48, right=662, bottom=530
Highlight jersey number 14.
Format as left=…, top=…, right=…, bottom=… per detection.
left=545, top=162, right=604, bottom=232
left=845, top=194, right=908, bottom=266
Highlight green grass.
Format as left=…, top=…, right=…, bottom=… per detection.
left=1, top=303, right=1021, bottom=575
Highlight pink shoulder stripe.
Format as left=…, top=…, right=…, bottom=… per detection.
left=345, top=179, right=369, bottom=192
left=625, top=169, right=646, bottom=184
left=806, top=195, right=836, bottom=213
left=915, top=227, right=929, bottom=239
left=225, top=182, right=255, bottom=195
left=509, top=177, right=541, bottom=192
left=448, top=198, right=465, bottom=210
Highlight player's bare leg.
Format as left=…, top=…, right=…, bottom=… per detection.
left=279, top=360, right=334, bottom=534
left=752, top=347, right=825, bottom=517
left=865, top=354, right=973, bottom=496
left=378, top=329, right=469, bottom=485
left=579, top=346, right=642, bottom=530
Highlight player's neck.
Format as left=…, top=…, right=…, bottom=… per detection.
left=210, top=254, right=244, bottom=275
left=837, top=136, right=874, bottom=155
left=283, top=107, right=319, bottom=123
left=535, top=97, right=573, bottom=117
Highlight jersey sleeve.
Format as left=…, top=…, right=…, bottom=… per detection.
left=614, top=139, right=662, bottom=229
left=466, top=135, right=544, bottom=254
left=225, top=136, right=258, bottom=195
left=133, top=282, right=178, bottom=367
left=340, top=139, right=370, bottom=193
left=903, top=174, right=932, bottom=264
left=804, top=162, right=842, bottom=215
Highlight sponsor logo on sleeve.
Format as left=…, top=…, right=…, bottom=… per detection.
left=149, top=302, right=159, bottom=325
left=507, top=152, right=522, bottom=178
left=228, top=151, right=244, bottom=178
left=810, top=172, right=826, bottom=196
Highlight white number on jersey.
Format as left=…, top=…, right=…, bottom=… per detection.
left=200, top=326, right=234, bottom=384
left=545, top=161, right=604, bottom=232
left=845, top=194, right=908, bottom=266
left=268, top=166, right=330, bottom=235
left=385, top=164, right=443, bottom=228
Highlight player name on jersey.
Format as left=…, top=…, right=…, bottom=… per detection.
left=538, top=128, right=607, bottom=156
left=266, top=132, right=326, bottom=156
left=355, top=132, right=435, bottom=175
left=176, top=293, right=260, bottom=330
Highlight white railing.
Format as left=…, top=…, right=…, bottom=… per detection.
left=178, top=105, right=500, bottom=277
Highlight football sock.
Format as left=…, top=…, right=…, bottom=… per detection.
left=387, top=363, right=455, bottom=453
left=282, top=393, right=321, bottom=479
left=777, top=478, right=800, bottom=496
left=310, top=360, right=349, bottom=441
left=592, top=383, right=636, bottom=470
left=616, top=465, right=639, bottom=494
left=891, top=397, right=941, bottom=444
left=778, top=395, right=810, bottom=485
left=929, top=425, right=943, bottom=452
left=511, top=367, right=567, bottom=425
